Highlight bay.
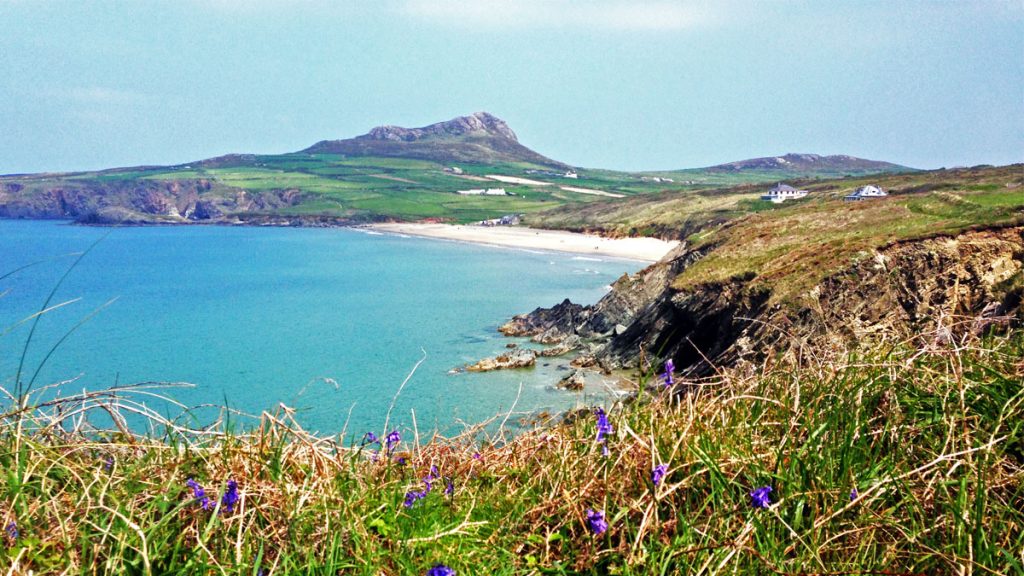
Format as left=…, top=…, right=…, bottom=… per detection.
left=0, top=220, right=640, bottom=438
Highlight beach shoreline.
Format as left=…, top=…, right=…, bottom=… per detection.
left=364, top=223, right=679, bottom=263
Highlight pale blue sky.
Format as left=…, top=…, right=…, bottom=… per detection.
left=1, top=0, right=1021, bottom=173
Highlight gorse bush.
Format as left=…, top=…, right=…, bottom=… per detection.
left=0, top=328, right=1021, bottom=574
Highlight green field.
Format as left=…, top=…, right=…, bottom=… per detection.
left=1, top=150, right=931, bottom=225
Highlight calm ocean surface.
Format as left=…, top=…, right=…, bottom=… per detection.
left=0, top=220, right=641, bottom=438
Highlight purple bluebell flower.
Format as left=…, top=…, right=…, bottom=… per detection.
left=472, top=452, right=481, bottom=460
left=850, top=488, right=858, bottom=501
left=662, top=359, right=675, bottom=387
left=427, top=564, right=455, bottom=576
left=601, top=444, right=610, bottom=458
left=429, top=465, right=438, bottom=478
left=750, top=486, right=773, bottom=509
left=395, top=456, right=407, bottom=466
left=221, top=479, right=239, bottom=514
left=186, top=478, right=213, bottom=510
left=103, top=455, right=114, bottom=471
left=585, top=508, right=608, bottom=535
left=595, top=408, right=613, bottom=442
left=5, top=521, right=17, bottom=541
left=385, top=430, right=401, bottom=451
left=652, top=464, right=668, bottom=486
left=404, top=489, right=427, bottom=508
left=444, top=478, right=454, bottom=497
left=362, top=431, right=379, bottom=445
left=595, top=408, right=613, bottom=456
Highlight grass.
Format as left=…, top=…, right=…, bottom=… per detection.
left=671, top=189, right=1023, bottom=302
left=1, top=150, right=930, bottom=226
left=527, top=164, right=1023, bottom=240
left=1, top=320, right=1020, bottom=574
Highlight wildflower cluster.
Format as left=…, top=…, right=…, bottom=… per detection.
left=361, top=429, right=403, bottom=462
left=185, top=478, right=240, bottom=514
left=404, top=463, right=453, bottom=509
left=385, top=430, right=401, bottom=452
left=221, top=479, right=240, bottom=513
left=186, top=478, right=213, bottom=511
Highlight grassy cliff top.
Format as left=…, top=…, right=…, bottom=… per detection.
left=671, top=165, right=1024, bottom=301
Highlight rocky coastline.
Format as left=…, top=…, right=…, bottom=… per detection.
left=491, top=225, right=1024, bottom=381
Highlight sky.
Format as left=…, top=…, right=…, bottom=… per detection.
left=1, top=0, right=1021, bottom=173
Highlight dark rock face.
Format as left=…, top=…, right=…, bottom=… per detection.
left=500, top=226, right=1024, bottom=378
left=499, top=299, right=586, bottom=340
left=799, top=226, right=1024, bottom=344
left=189, top=199, right=223, bottom=220
left=0, top=179, right=304, bottom=225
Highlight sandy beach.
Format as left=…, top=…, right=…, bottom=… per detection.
left=366, top=223, right=679, bottom=262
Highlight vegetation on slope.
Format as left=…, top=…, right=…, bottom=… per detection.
left=0, top=327, right=1020, bottom=574
left=671, top=165, right=1024, bottom=301
left=0, top=113, right=918, bottom=226
left=525, top=164, right=1023, bottom=241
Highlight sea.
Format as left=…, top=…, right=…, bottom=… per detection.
left=0, top=220, right=643, bottom=440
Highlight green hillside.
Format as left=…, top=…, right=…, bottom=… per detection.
left=0, top=114, right=918, bottom=226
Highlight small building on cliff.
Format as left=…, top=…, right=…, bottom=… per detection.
left=844, top=185, right=887, bottom=201
left=761, top=183, right=809, bottom=203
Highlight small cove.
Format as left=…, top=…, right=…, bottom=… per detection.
left=0, top=220, right=642, bottom=438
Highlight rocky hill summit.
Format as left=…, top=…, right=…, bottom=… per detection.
left=706, top=153, right=913, bottom=174
left=304, top=112, right=565, bottom=168
left=359, top=112, right=519, bottom=143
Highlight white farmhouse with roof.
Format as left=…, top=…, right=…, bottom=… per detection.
left=844, top=184, right=887, bottom=201
left=761, top=183, right=809, bottom=203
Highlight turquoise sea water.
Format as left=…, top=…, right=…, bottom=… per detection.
left=0, top=220, right=641, bottom=438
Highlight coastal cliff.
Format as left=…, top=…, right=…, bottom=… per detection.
left=502, top=225, right=1024, bottom=376
left=0, top=179, right=307, bottom=225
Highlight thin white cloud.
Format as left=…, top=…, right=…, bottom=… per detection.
left=401, top=0, right=715, bottom=31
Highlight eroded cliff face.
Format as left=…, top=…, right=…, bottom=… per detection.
left=0, top=180, right=305, bottom=225
left=502, top=226, right=1024, bottom=376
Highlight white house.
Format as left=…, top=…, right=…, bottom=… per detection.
left=844, top=185, right=887, bottom=201
left=761, top=183, right=809, bottom=203
left=564, top=171, right=579, bottom=179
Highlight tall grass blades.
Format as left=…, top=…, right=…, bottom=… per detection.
left=0, top=317, right=1020, bottom=573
